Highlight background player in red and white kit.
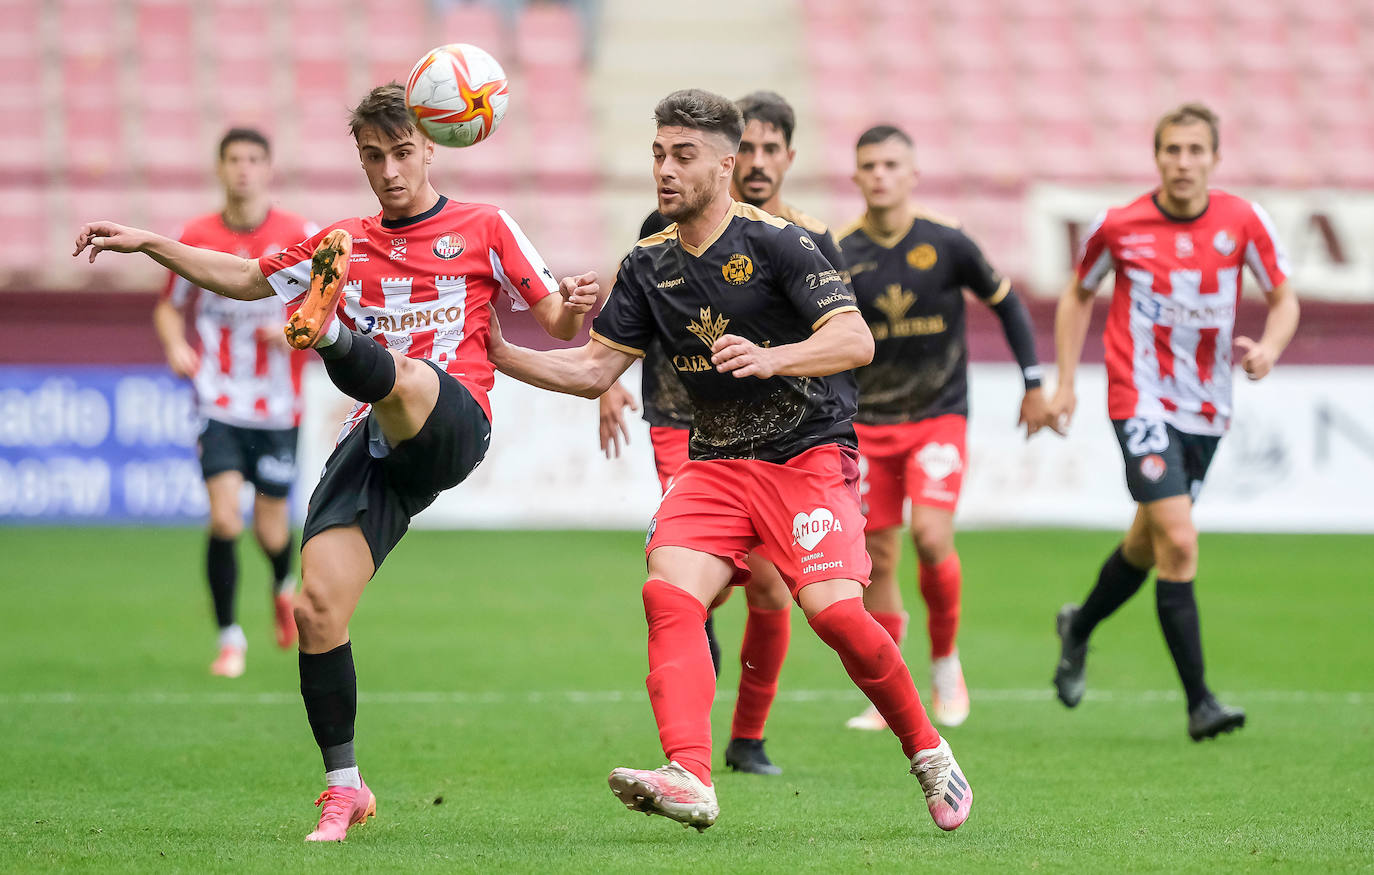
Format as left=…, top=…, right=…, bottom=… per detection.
left=1047, top=103, right=1300, bottom=741
left=597, top=90, right=850, bottom=776
left=838, top=125, right=1048, bottom=731
left=490, top=89, right=973, bottom=833
left=76, top=84, right=597, bottom=842
left=152, top=128, right=315, bottom=678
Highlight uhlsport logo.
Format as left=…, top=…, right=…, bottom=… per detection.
left=793, top=507, right=842, bottom=551
left=722, top=253, right=754, bottom=285
left=433, top=232, right=466, bottom=259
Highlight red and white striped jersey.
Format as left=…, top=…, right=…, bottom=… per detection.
left=258, top=196, right=557, bottom=435
left=163, top=209, right=316, bottom=429
left=1076, top=189, right=1290, bottom=436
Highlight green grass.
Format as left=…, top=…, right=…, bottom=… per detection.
left=2, top=528, right=1372, bottom=872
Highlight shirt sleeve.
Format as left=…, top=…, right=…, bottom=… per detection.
left=1075, top=210, right=1114, bottom=290
left=952, top=229, right=1011, bottom=304
left=1243, top=201, right=1291, bottom=293
left=257, top=225, right=331, bottom=306
left=589, top=254, right=652, bottom=357
left=490, top=209, right=558, bottom=312
left=813, top=228, right=850, bottom=283
left=772, top=224, right=859, bottom=331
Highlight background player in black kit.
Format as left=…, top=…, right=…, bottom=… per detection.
left=488, top=90, right=973, bottom=833
left=597, top=91, right=849, bottom=777
left=839, top=125, right=1048, bottom=731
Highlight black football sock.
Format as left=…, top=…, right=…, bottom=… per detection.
left=1069, top=546, right=1150, bottom=641
left=267, top=535, right=294, bottom=594
left=300, top=642, right=358, bottom=771
left=1156, top=578, right=1212, bottom=711
left=704, top=614, right=722, bottom=677
left=318, top=328, right=396, bottom=404
left=207, top=535, right=238, bottom=630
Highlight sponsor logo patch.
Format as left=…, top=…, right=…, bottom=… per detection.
left=432, top=232, right=466, bottom=259
left=686, top=307, right=730, bottom=349
left=656, top=276, right=685, bottom=289
left=793, top=507, right=842, bottom=551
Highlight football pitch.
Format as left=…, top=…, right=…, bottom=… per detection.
left=3, top=527, right=1371, bottom=872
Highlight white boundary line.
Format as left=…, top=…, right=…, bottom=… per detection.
left=0, top=689, right=1368, bottom=706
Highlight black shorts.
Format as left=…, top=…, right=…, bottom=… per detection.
left=302, top=361, right=491, bottom=571
left=1112, top=418, right=1220, bottom=504
left=198, top=419, right=299, bottom=499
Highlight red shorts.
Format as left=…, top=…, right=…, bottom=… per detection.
left=648, top=425, right=690, bottom=494
left=855, top=414, right=967, bottom=530
left=646, top=444, right=872, bottom=595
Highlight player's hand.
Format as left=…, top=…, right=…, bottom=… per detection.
left=73, top=221, right=148, bottom=263
left=559, top=271, right=599, bottom=314
left=598, top=381, right=639, bottom=459
left=165, top=342, right=200, bottom=379
left=711, top=334, right=775, bottom=379
left=1018, top=386, right=1050, bottom=438
left=484, top=303, right=508, bottom=362
left=1234, top=335, right=1276, bottom=381
left=1046, top=386, right=1076, bottom=436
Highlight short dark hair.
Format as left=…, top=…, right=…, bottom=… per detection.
left=856, top=125, right=913, bottom=150
left=218, top=127, right=270, bottom=160
left=736, top=90, right=795, bottom=146
left=349, top=83, right=420, bottom=142
left=654, top=89, right=743, bottom=149
left=1154, top=102, right=1219, bottom=153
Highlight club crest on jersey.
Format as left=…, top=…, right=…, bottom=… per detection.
left=722, top=253, right=754, bottom=285
left=907, top=243, right=938, bottom=270
left=389, top=237, right=407, bottom=260
left=793, top=507, right=841, bottom=551
left=433, top=232, right=466, bottom=259
left=1213, top=230, right=1236, bottom=256
left=1175, top=233, right=1194, bottom=258
left=687, top=307, right=730, bottom=349
left=1141, top=454, right=1167, bottom=482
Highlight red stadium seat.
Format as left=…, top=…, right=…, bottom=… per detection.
left=515, top=4, right=583, bottom=72
left=436, top=4, right=509, bottom=59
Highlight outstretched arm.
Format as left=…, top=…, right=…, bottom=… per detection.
left=1235, top=280, right=1299, bottom=381
left=1048, top=275, right=1096, bottom=434
left=75, top=221, right=273, bottom=301
left=711, top=309, right=873, bottom=380
left=487, top=305, right=636, bottom=398
left=531, top=271, right=601, bottom=341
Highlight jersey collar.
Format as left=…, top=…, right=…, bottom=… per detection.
left=1151, top=191, right=1210, bottom=223
left=858, top=211, right=916, bottom=249
left=380, top=195, right=448, bottom=230
left=679, top=201, right=740, bottom=257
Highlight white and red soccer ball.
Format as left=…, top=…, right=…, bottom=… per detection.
left=405, top=43, right=509, bottom=148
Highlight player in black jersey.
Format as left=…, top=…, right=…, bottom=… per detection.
left=488, top=90, right=973, bottom=833
left=596, top=91, right=849, bottom=778
left=839, top=125, right=1048, bottom=731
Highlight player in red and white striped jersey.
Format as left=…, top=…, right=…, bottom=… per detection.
left=151, top=128, right=316, bottom=679
left=1046, top=104, right=1300, bottom=741
left=76, top=85, right=598, bottom=841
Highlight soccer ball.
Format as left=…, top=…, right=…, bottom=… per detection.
left=405, top=44, right=510, bottom=148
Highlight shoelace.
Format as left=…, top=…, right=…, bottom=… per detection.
left=314, top=788, right=354, bottom=821
left=910, top=752, right=953, bottom=799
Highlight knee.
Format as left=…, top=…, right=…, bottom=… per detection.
left=209, top=514, right=242, bottom=540
left=911, top=527, right=953, bottom=565
left=293, top=582, right=340, bottom=643
left=1154, top=524, right=1198, bottom=573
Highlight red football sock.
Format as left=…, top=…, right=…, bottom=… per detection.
left=809, top=597, right=940, bottom=757
left=641, top=579, right=715, bottom=786
left=919, top=553, right=962, bottom=659
left=870, top=610, right=909, bottom=648
left=730, top=605, right=791, bottom=740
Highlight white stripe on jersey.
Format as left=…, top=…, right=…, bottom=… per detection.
left=169, top=274, right=195, bottom=308
left=496, top=209, right=558, bottom=310
left=265, top=257, right=313, bottom=302
left=1248, top=200, right=1292, bottom=282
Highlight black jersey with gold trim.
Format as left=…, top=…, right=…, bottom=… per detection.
left=634, top=206, right=847, bottom=431
left=839, top=211, right=1008, bottom=425
left=594, top=201, right=859, bottom=462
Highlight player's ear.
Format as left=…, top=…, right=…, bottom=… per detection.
left=785, top=147, right=796, bottom=170
left=424, top=138, right=435, bottom=165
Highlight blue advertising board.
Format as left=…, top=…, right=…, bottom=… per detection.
left=0, top=366, right=207, bottom=523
